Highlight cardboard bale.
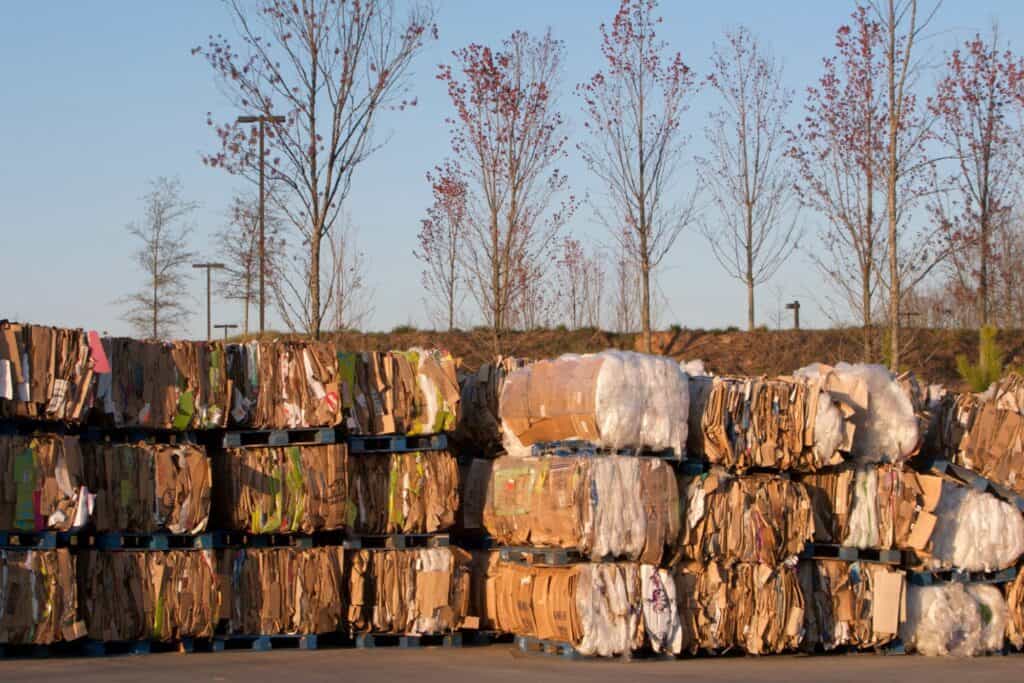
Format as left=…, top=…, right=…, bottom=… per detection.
left=348, top=450, right=459, bottom=534
left=465, top=550, right=502, bottom=631
left=924, top=391, right=979, bottom=461
left=227, top=341, right=341, bottom=430
left=499, top=351, right=689, bottom=456
left=800, top=465, right=942, bottom=551
left=1006, top=567, right=1024, bottom=650
left=799, top=559, right=904, bottom=650
left=483, top=455, right=679, bottom=563
left=215, top=443, right=349, bottom=534
left=678, top=470, right=813, bottom=566
left=84, top=441, right=210, bottom=533
left=959, top=399, right=1024, bottom=497
left=696, top=375, right=851, bottom=472
left=79, top=550, right=219, bottom=642
left=0, top=322, right=95, bottom=423
left=0, top=549, right=83, bottom=645
left=452, top=359, right=528, bottom=458
left=0, top=434, right=91, bottom=531
left=219, top=547, right=346, bottom=636
left=674, top=560, right=736, bottom=653
left=97, top=338, right=229, bottom=430
left=344, top=547, right=471, bottom=635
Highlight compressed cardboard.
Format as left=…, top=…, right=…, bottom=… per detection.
left=0, top=549, right=82, bottom=645
left=0, top=323, right=95, bottom=423
left=79, top=550, right=219, bottom=642
left=0, top=434, right=91, bottom=531
left=799, top=559, right=905, bottom=650
left=84, top=441, right=210, bottom=533
left=348, top=450, right=460, bottom=534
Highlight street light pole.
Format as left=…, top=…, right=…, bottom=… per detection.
left=214, top=323, right=239, bottom=341
left=237, top=113, right=286, bottom=337
left=192, top=262, right=226, bottom=341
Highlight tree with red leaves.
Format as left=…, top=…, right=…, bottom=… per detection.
left=929, top=26, right=1024, bottom=327
left=700, top=26, right=799, bottom=332
left=438, top=30, right=573, bottom=355
left=416, top=161, right=467, bottom=331
left=195, top=0, right=436, bottom=338
left=579, top=0, right=697, bottom=353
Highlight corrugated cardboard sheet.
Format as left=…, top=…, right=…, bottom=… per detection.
left=79, top=550, right=219, bottom=642
left=219, top=547, right=346, bottom=636
left=678, top=470, right=814, bottom=565
left=345, top=547, right=471, bottom=635
left=98, top=338, right=229, bottom=430
left=482, top=455, right=679, bottom=563
left=84, top=441, right=210, bottom=533
left=0, top=323, right=95, bottom=423
left=0, top=434, right=91, bottom=531
left=0, top=549, right=83, bottom=644
left=695, top=376, right=851, bottom=472
left=799, top=559, right=905, bottom=650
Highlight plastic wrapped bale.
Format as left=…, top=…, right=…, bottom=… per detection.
left=799, top=560, right=905, bottom=651
left=214, top=443, right=349, bottom=534
left=796, top=363, right=920, bottom=464
left=1006, top=568, right=1024, bottom=649
left=696, top=376, right=850, bottom=471
left=499, top=351, right=689, bottom=457
left=84, top=441, right=210, bottom=533
left=0, top=549, right=83, bottom=645
left=928, top=483, right=1024, bottom=572
left=347, top=450, right=460, bottom=534
left=219, top=547, right=345, bottom=635
left=900, top=582, right=1008, bottom=656
left=79, top=550, right=219, bottom=642
left=0, top=434, right=92, bottom=531
left=678, top=469, right=813, bottom=566
left=345, top=547, right=471, bottom=635
left=641, top=565, right=683, bottom=655
left=482, top=455, right=679, bottom=563
left=806, top=465, right=943, bottom=551
left=573, top=563, right=646, bottom=657
left=0, top=323, right=95, bottom=423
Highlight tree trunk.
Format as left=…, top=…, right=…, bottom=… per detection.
left=310, top=229, right=322, bottom=340
left=747, top=278, right=755, bottom=332
left=886, top=2, right=901, bottom=373
left=862, top=263, right=872, bottom=363
left=640, top=230, right=652, bottom=353
left=979, top=215, right=990, bottom=326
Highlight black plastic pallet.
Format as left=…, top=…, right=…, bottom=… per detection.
left=79, top=427, right=200, bottom=446
left=223, top=428, right=336, bottom=449
left=801, top=543, right=904, bottom=565
left=919, top=459, right=1024, bottom=512
left=347, top=433, right=448, bottom=454
left=354, top=633, right=462, bottom=648
left=0, top=530, right=91, bottom=550
left=499, top=546, right=584, bottom=566
left=344, top=533, right=450, bottom=550
left=460, top=630, right=514, bottom=646
left=215, top=530, right=349, bottom=549
left=213, top=633, right=328, bottom=652
left=908, top=566, right=1018, bottom=586
left=92, top=531, right=220, bottom=551
left=530, top=440, right=681, bottom=462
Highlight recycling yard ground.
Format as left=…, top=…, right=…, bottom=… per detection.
left=0, top=647, right=1021, bottom=683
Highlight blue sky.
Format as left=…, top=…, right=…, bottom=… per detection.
left=2, top=0, right=1021, bottom=338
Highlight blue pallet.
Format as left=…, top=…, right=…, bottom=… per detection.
left=923, top=459, right=1024, bottom=512
left=83, top=639, right=193, bottom=657
left=908, top=566, right=1018, bottom=586
left=0, top=530, right=88, bottom=550
left=515, top=635, right=584, bottom=660
left=213, top=634, right=322, bottom=652
left=530, top=440, right=681, bottom=462
left=223, top=428, right=336, bottom=449
left=354, top=633, right=462, bottom=649
left=347, top=433, right=448, bottom=454
left=92, top=532, right=220, bottom=551
left=343, top=533, right=449, bottom=550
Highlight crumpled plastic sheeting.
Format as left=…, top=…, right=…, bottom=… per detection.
left=900, top=582, right=1007, bottom=656
left=641, top=565, right=683, bottom=655
left=500, top=351, right=689, bottom=456
left=575, top=563, right=645, bottom=657
left=845, top=467, right=882, bottom=549
left=797, top=363, right=919, bottom=463
left=814, top=393, right=846, bottom=465
left=929, top=484, right=1024, bottom=572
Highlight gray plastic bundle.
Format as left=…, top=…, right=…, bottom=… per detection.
left=928, top=484, right=1024, bottom=572
left=900, top=583, right=1007, bottom=656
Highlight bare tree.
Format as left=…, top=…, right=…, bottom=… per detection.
left=700, top=26, right=799, bottom=331
left=214, top=193, right=285, bottom=335
left=416, top=161, right=466, bottom=331
left=120, top=178, right=198, bottom=339
left=579, top=0, right=698, bottom=352
left=556, top=237, right=606, bottom=330
left=438, top=30, right=574, bottom=354
left=196, top=0, right=436, bottom=338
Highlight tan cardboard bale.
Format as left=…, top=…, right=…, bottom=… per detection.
left=348, top=450, right=459, bottom=534
left=452, top=359, right=528, bottom=458
left=799, top=559, right=904, bottom=650
left=1007, top=568, right=1024, bottom=649
left=0, top=323, right=95, bottom=423
left=0, top=549, right=82, bottom=645
left=0, top=434, right=90, bottom=532
left=960, top=400, right=1024, bottom=497
left=84, top=441, right=210, bottom=533
left=219, top=547, right=345, bottom=636
left=79, top=550, right=219, bottom=642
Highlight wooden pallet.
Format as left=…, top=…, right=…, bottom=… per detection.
left=347, top=433, right=448, bottom=454
left=223, top=428, right=336, bottom=449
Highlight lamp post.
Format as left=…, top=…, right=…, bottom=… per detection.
left=785, top=300, right=801, bottom=330
left=237, top=114, right=286, bottom=336
left=214, top=323, right=239, bottom=341
left=192, top=262, right=226, bottom=341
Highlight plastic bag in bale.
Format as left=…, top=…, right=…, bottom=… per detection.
left=0, top=434, right=91, bottom=532
left=928, top=483, right=1024, bottom=572
left=900, top=582, right=1007, bottom=656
